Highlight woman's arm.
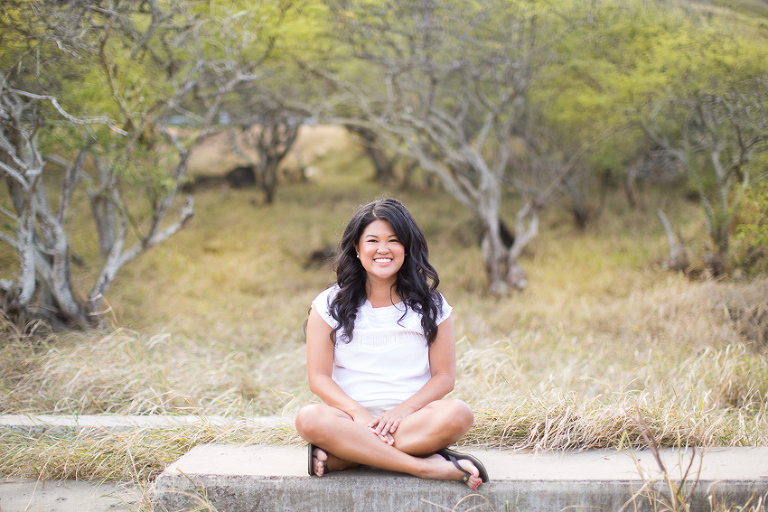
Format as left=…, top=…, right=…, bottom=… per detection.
left=369, top=315, right=456, bottom=437
left=306, top=306, right=373, bottom=423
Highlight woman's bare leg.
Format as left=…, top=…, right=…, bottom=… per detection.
left=295, top=400, right=481, bottom=488
left=389, top=398, right=474, bottom=455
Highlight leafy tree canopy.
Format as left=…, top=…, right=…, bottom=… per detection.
left=531, top=0, right=768, bottom=174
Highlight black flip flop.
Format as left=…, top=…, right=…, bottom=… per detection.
left=437, top=448, right=490, bottom=483
left=307, top=443, right=315, bottom=475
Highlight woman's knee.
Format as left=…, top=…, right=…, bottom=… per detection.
left=443, top=399, right=474, bottom=432
left=295, top=404, right=343, bottom=442
left=295, top=404, right=325, bottom=439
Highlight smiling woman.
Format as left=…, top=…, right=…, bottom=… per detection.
left=355, top=219, right=406, bottom=295
left=294, top=198, right=489, bottom=489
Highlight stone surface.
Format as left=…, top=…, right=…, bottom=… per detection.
left=3, top=415, right=767, bottom=512
left=153, top=445, right=768, bottom=512
left=0, top=414, right=287, bottom=434
left=0, top=479, right=142, bottom=512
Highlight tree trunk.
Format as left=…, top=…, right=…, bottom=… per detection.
left=506, top=201, right=539, bottom=290
left=476, top=183, right=535, bottom=294
left=346, top=125, right=395, bottom=183
left=707, top=221, right=729, bottom=277
left=624, top=164, right=639, bottom=209
left=479, top=204, right=537, bottom=294
left=561, top=172, right=590, bottom=230
left=1, top=103, right=86, bottom=326
left=657, top=209, right=689, bottom=272
left=89, top=154, right=118, bottom=260
left=399, top=160, right=419, bottom=190
left=481, top=225, right=510, bottom=296
left=261, top=160, right=279, bottom=205
left=251, top=113, right=301, bottom=205
left=10, top=191, right=37, bottom=316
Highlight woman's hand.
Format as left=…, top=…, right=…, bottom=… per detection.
left=367, top=403, right=417, bottom=443
left=348, top=409, right=394, bottom=444
left=349, top=408, right=375, bottom=425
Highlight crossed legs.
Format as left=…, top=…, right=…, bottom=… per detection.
left=294, top=399, right=482, bottom=488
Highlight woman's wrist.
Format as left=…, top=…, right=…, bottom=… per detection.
left=349, top=406, right=373, bottom=421
left=396, top=402, right=418, bottom=415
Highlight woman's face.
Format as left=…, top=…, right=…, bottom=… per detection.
left=355, top=219, right=405, bottom=286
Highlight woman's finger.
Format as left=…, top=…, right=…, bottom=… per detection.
left=378, top=416, right=398, bottom=435
left=374, top=416, right=391, bottom=435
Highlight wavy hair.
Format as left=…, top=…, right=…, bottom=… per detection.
left=328, top=198, right=442, bottom=346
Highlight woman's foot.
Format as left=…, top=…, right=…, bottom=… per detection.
left=311, top=446, right=359, bottom=476
left=310, top=446, right=327, bottom=476
left=422, top=454, right=483, bottom=489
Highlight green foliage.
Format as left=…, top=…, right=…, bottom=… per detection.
left=531, top=0, right=768, bottom=176
left=2, top=0, right=333, bottom=326
left=736, top=182, right=768, bottom=251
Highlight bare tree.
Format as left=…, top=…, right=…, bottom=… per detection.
left=657, top=209, right=689, bottom=272
left=642, top=78, right=768, bottom=273
left=1, top=82, right=98, bottom=326
left=319, top=0, right=585, bottom=293
left=229, top=107, right=303, bottom=204
left=345, top=125, right=396, bottom=184
left=507, top=120, right=610, bottom=231
left=222, top=98, right=305, bottom=204
left=0, top=1, right=277, bottom=328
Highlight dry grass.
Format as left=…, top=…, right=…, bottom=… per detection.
left=0, top=421, right=300, bottom=512
left=0, top=421, right=299, bottom=483
left=1, top=127, right=767, bottom=485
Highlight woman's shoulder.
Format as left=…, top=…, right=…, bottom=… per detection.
left=312, top=283, right=340, bottom=308
left=434, top=290, right=452, bottom=323
left=311, top=283, right=342, bottom=326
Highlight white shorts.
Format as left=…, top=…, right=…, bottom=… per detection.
left=366, top=406, right=391, bottom=418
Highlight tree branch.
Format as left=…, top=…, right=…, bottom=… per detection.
left=7, top=88, right=126, bottom=134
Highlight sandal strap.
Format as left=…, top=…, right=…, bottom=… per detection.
left=437, top=448, right=489, bottom=483
left=444, top=453, right=471, bottom=483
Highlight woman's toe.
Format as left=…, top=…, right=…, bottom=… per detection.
left=458, top=460, right=481, bottom=488
left=313, top=448, right=328, bottom=476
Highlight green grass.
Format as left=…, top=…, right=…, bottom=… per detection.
left=1, top=128, right=767, bottom=498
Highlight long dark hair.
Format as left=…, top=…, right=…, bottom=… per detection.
left=329, top=198, right=442, bottom=346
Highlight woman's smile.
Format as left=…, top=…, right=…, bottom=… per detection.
left=356, top=219, right=405, bottom=283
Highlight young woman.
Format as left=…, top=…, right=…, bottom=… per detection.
left=295, top=198, right=488, bottom=489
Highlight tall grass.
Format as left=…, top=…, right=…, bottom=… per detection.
left=1, top=129, right=767, bottom=485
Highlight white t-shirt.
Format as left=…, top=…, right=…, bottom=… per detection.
left=312, top=285, right=452, bottom=410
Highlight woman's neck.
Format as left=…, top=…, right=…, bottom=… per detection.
left=366, top=281, right=401, bottom=308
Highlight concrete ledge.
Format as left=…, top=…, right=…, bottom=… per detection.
left=4, top=415, right=765, bottom=511
left=0, top=478, right=142, bottom=512
left=0, top=414, right=288, bottom=436
left=153, top=445, right=768, bottom=512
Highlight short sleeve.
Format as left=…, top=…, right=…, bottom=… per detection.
left=436, top=293, right=452, bottom=325
left=311, top=285, right=339, bottom=329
